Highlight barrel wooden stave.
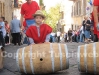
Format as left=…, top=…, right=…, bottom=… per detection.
left=78, top=42, right=99, bottom=74
left=0, top=46, right=4, bottom=69
left=96, top=43, right=99, bottom=74
left=33, top=44, right=52, bottom=74
left=16, top=43, right=69, bottom=74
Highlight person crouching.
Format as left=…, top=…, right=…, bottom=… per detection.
left=26, top=10, right=52, bottom=44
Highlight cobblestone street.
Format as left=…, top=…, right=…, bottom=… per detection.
left=0, top=43, right=93, bottom=75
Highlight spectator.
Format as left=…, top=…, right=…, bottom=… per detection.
left=82, top=16, right=91, bottom=43
left=5, top=21, right=10, bottom=45
left=76, top=28, right=80, bottom=43
left=93, top=0, right=99, bottom=41
left=21, top=0, right=40, bottom=30
left=90, top=13, right=94, bottom=42
left=0, top=17, right=6, bottom=47
left=80, top=26, right=85, bottom=42
left=26, top=10, right=52, bottom=44
left=68, top=28, right=72, bottom=42
left=10, top=16, right=21, bottom=46
left=57, top=30, right=61, bottom=43
left=72, top=30, right=76, bottom=42
left=51, top=32, right=56, bottom=43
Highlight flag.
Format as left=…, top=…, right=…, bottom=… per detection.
left=88, top=0, right=93, bottom=5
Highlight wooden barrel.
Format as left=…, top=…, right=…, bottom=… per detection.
left=16, top=43, right=69, bottom=74
left=77, top=42, right=99, bottom=74
left=0, top=46, right=4, bottom=69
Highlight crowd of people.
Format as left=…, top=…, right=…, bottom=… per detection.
left=50, top=15, right=98, bottom=43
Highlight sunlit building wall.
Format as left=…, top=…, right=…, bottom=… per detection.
left=60, top=0, right=73, bottom=32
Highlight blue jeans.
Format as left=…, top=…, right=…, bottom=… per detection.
left=26, top=19, right=35, bottom=27
left=76, top=35, right=79, bottom=42
left=80, top=33, right=84, bottom=42
left=52, top=36, right=55, bottom=42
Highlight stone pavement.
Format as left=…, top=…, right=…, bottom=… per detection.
left=0, top=43, right=92, bottom=75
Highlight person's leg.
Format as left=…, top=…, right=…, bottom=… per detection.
left=90, top=32, right=95, bottom=41
left=16, top=33, right=21, bottom=46
left=76, top=35, right=78, bottom=43
left=13, top=33, right=16, bottom=45
left=0, top=32, right=5, bottom=47
left=83, top=33, right=85, bottom=42
left=6, top=33, right=9, bottom=44
left=5, top=35, right=7, bottom=44
left=70, top=36, right=72, bottom=42
left=80, top=33, right=83, bottom=42
left=97, top=31, right=99, bottom=41
left=52, top=36, right=54, bottom=43
left=7, top=36, right=9, bottom=44
left=57, top=36, right=59, bottom=43
left=53, top=36, right=55, bottom=43
left=59, top=36, right=60, bottom=42
left=68, top=36, right=71, bottom=42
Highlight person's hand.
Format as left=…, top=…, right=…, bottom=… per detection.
left=86, top=24, right=89, bottom=26
left=96, top=23, right=99, bottom=31
left=21, top=26, right=25, bottom=31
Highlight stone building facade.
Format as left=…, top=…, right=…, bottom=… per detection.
left=70, top=0, right=93, bottom=30
left=0, top=0, right=13, bottom=23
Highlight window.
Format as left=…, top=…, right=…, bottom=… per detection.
left=75, top=25, right=76, bottom=30
left=83, top=0, right=86, bottom=15
left=0, top=2, right=5, bottom=17
left=14, top=0, right=18, bottom=8
left=72, top=25, right=73, bottom=30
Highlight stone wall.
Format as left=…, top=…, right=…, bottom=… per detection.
left=0, top=0, right=13, bottom=24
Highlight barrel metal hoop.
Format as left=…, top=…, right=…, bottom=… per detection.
left=77, top=46, right=81, bottom=71
left=30, top=45, right=35, bottom=74
left=84, top=44, right=87, bottom=73
left=50, top=43, right=55, bottom=72
left=58, top=44, right=63, bottom=70
left=64, top=44, right=69, bottom=69
left=93, top=43, right=96, bottom=74
left=22, top=47, right=27, bottom=74
left=16, top=49, right=21, bottom=72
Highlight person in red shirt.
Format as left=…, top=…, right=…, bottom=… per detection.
left=26, top=10, right=52, bottom=44
left=93, top=0, right=99, bottom=41
left=21, top=0, right=40, bottom=30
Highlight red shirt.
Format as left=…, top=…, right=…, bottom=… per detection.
left=21, top=1, right=40, bottom=19
left=93, top=0, right=99, bottom=6
left=93, top=0, right=99, bottom=34
left=26, top=24, right=52, bottom=44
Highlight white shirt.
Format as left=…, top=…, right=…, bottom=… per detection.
left=0, top=22, right=6, bottom=37
left=57, top=31, right=61, bottom=36
left=51, top=32, right=55, bottom=36
left=80, top=26, right=84, bottom=34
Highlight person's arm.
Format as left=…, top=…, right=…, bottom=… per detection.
left=20, top=5, right=25, bottom=30
left=34, top=1, right=40, bottom=10
left=28, top=37, right=35, bottom=44
left=0, top=22, right=3, bottom=29
left=45, top=33, right=51, bottom=43
left=93, top=6, right=99, bottom=26
left=20, top=14, right=24, bottom=29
